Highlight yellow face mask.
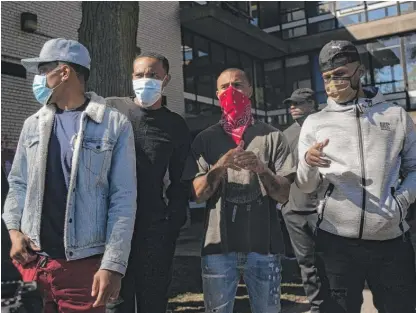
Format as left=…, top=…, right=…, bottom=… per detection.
left=325, top=66, right=360, bottom=104
left=326, top=79, right=357, bottom=104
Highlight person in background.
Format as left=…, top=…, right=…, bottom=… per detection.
left=184, top=68, right=295, bottom=313
left=2, top=38, right=137, bottom=313
left=106, top=52, right=191, bottom=313
left=296, top=40, right=416, bottom=313
left=281, top=88, right=327, bottom=313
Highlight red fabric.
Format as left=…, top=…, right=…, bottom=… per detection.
left=13, top=256, right=104, bottom=313
left=219, top=86, right=254, bottom=145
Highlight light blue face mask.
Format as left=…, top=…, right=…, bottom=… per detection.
left=132, top=78, right=164, bottom=108
left=32, top=72, right=63, bottom=105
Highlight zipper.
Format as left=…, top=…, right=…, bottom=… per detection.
left=314, top=183, right=334, bottom=236
left=356, top=106, right=367, bottom=239
left=391, top=187, right=406, bottom=241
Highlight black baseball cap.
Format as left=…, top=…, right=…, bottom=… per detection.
left=283, top=88, right=315, bottom=105
left=319, top=40, right=361, bottom=73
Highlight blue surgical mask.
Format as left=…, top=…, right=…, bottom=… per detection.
left=132, top=78, right=163, bottom=108
left=32, top=73, right=63, bottom=106
left=32, top=75, right=53, bottom=105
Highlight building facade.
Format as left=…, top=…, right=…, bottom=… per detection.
left=1, top=1, right=416, bottom=153
left=181, top=1, right=416, bottom=133
left=1, top=1, right=184, bottom=151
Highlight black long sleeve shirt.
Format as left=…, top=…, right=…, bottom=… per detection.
left=106, top=97, right=191, bottom=231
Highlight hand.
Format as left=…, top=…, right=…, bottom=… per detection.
left=91, top=269, right=122, bottom=307
left=305, top=139, right=331, bottom=168
left=9, top=230, right=40, bottom=265
left=216, top=141, right=245, bottom=171
left=234, top=150, right=267, bottom=174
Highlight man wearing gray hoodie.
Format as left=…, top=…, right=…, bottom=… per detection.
left=296, top=40, right=416, bottom=313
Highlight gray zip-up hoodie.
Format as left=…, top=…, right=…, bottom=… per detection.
left=296, top=88, right=416, bottom=240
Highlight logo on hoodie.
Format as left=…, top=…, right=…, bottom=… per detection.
left=380, top=122, right=391, bottom=131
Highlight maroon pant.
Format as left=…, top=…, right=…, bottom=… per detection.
left=14, top=255, right=105, bottom=313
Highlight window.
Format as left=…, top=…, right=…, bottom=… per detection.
left=259, top=2, right=279, bottom=29
left=194, top=36, right=209, bottom=62
left=281, top=9, right=306, bottom=23
left=185, top=98, right=198, bottom=115
left=356, top=44, right=372, bottom=86
left=400, top=2, right=416, bottom=15
left=338, top=12, right=366, bottom=26
left=282, top=26, right=307, bottom=39
left=280, top=2, right=305, bottom=23
left=253, top=60, right=266, bottom=110
left=264, top=60, right=286, bottom=110
left=182, top=31, right=195, bottom=93
left=196, top=75, right=213, bottom=98
left=226, top=48, right=240, bottom=68
left=369, top=36, right=404, bottom=94
left=250, top=2, right=259, bottom=26
left=306, top=1, right=334, bottom=17
left=211, top=42, right=225, bottom=78
left=336, top=1, right=364, bottom=11
left=309, top=19, right=336, bottom=34
left=404, top=33, right=416, bottom=100
left=285, top=55, right=311, bottom=102
left=367, top=6, right=397, bottom=22
left=1, top=61, right=26, bottom=78
left=312, top=54, right=327, bottom=105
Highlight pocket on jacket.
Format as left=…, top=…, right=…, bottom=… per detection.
left=82, top=138, right=114, bottom=180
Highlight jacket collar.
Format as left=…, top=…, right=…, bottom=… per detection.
left=34, top=92, right=106, bottom=124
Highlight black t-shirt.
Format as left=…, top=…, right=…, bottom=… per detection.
left=106, top=97, right=191, bottom=231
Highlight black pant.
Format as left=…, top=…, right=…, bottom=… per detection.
left=282, top=206, right=327, bottom=313
left=316, top=229, right=416, bottom=313
left=106, top=219, right=180, bottom=313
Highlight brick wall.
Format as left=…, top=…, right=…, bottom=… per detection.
left=1, top=1, right=83, bottom=148
left=1, top=1, right=184, bottom=148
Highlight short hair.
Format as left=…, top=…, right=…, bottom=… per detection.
left=39, top=61, right=90, bottom=83
left=135, top=52, right=170, bottom=74
left=218, top=68, right=251, bottom=86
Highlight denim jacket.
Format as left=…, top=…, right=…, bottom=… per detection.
left=3, top=92, right=137, bottom=275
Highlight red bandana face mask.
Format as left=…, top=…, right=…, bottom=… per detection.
left=219, top=86, right=254, bottom=145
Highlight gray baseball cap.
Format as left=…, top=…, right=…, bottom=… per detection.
left=21, top=38, right=91, bottom=74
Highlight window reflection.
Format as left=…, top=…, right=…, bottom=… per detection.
left=336, top=1, right=363, bottom=11
left=264, top=60, right=285, bottom=110
left=282, top=26, right=307, bottom=39
left=400, top=2, right=416, bottom=14
left=338, top=12, right=366, bottom=26
left=369, top=37, right=404, bottom=94
left=404, top=34, right=416, bottom=100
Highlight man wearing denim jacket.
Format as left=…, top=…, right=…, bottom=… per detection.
left=2, top=38, right=137, bottom=313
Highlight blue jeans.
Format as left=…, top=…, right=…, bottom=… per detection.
left=201, top=252, right=282, bottom=313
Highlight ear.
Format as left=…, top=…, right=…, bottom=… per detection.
left=216, top=90, right=220, bottom=99
left=163, top=74, right=171, bottom=89
left=61, top=65, right=71, bottom=82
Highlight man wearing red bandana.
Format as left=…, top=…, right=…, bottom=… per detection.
left=184, top=68, right=296, bottom=313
